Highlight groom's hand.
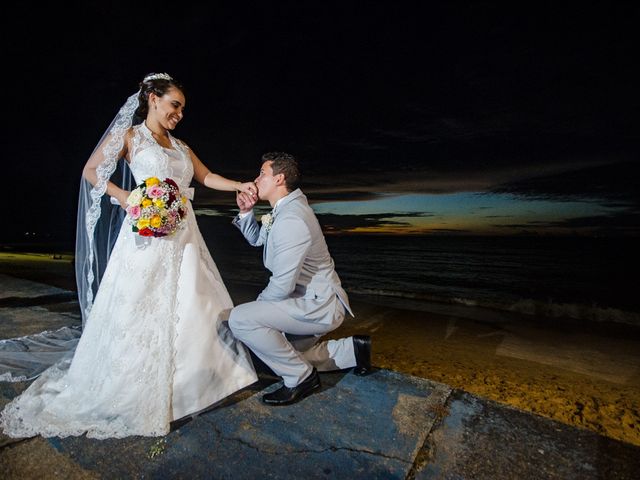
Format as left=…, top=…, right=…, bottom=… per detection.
left=237, top=191, right=258, bottom=213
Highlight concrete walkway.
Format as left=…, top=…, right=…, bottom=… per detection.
left=1, top=275, right=639, bottom=479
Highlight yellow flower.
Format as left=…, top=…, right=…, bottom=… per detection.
left=181, top=196, right=187, bottom=204
left=145, top=177, right=160, bottom=187
left=150, top=215, right=162, bottom=228
left=137, top=218, right=150, bottom=229
left=153, top=198, right=165, bottom=208
left=142, top=198, right=153, bottom=208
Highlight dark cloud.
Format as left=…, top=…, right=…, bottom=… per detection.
left=492, top=161, right=640, bottom=209
left=317, top=212, right=431, bottom=232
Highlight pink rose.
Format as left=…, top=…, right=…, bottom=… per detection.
left=147, top=185, right=165, bottom=198
left=127, top=205, right=141, bottom=219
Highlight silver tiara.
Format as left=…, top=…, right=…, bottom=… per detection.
left=143, top=73, right=173, bottom=82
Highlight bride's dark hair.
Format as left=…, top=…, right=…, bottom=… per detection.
left=135, top=73, right=185, bottom=118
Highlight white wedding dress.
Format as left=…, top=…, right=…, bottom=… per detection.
left=0, top=123, right=258, bottom=439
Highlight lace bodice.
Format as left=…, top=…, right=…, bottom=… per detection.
left=129, top=123, right=194, bottom=191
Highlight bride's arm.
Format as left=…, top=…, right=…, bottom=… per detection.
left=189, top=148, right=256, bottom=197
left=82, top=130, right=131, bottom=208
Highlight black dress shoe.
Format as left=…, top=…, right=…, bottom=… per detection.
left=262, top=368, right=321, bottom=406
left=352, top=335, right=372, bottom=376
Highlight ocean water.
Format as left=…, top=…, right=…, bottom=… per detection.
left=198, top=217, right=640, bottom=326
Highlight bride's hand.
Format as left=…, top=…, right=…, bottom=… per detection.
left=237, top=181, right=258, bottom=199
left=114, top=189, right=131, bottom=210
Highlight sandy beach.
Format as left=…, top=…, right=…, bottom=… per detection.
left=330, top=298, right=640, bottom=447
left=1, top=250, right=639, bottom=447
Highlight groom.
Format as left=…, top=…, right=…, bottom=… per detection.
left=229, top=152, right=371, bottom=406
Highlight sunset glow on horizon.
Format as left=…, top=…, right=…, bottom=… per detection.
left=309, top=192, right=626, bottom=236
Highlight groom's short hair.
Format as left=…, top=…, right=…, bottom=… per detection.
left=262, top=152, right=300, bottom=192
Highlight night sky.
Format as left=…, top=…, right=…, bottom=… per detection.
left=5, top=2, right=639, bottom=246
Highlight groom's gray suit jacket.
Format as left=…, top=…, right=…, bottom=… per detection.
left=233, top=188, right=353, bottom=325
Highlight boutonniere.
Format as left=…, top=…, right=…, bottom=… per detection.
left=261, top=212, right=274, bottom=233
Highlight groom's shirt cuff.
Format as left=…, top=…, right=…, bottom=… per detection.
left=237, top=210, right=253, bottom=220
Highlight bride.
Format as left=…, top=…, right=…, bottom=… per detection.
left=0, top=72, right=258, bottom=439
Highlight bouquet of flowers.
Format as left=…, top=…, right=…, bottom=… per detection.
left=125, top=177, right=187, bottom=237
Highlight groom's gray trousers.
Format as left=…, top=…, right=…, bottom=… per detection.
left=229, top=297, right=356, bottom=387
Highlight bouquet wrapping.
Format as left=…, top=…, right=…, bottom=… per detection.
left=125, top=177, right=187, bottom=237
